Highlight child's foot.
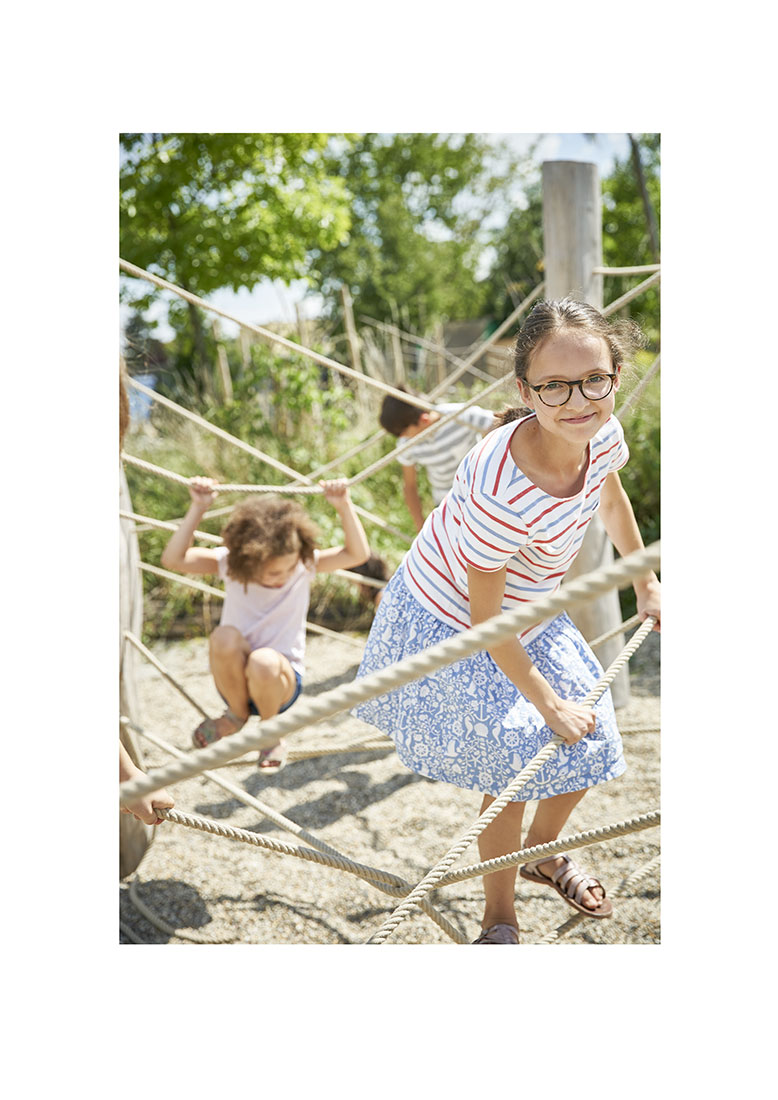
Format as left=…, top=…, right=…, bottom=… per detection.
left=472, top=923, right=520, bottom=944
left=257, top=739, right=288, bottom=774
left=192, top=709, right=247, bottom=749
left=519, top=854, right=613, bottom=917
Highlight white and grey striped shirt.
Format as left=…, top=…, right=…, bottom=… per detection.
left=395, top=403, right=495, bottom=502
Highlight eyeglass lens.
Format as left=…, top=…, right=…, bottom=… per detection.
left=540, top=375, right=613, bottom=406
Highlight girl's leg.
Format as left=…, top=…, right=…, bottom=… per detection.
left=523, top=789, right=605, bottom=910
left=245, top=648, right=297, bottom=719
left=477, top=795, right=526, bottom=932
left=245, top=648, right=297, bottom=769
left=207, top=625, right=252, bottom=736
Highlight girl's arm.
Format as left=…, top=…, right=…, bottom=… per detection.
left=598, top=471, right=661, bottom=630
left=315, top=480, right=370, bottom=574
left=160, top=477, right=224, bottom=575
left=467, top=564, right=596, bottom=745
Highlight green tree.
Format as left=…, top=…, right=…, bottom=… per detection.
left=480, top=178, right=545, bottom=321
left=120, top=132, right=353, bottom=399
left=310, top=133, right=523, bottom=333
left=602, top=134, right=661, bottom=344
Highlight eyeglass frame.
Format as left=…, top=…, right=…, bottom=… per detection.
left=526, top=372, right=618, bottom=408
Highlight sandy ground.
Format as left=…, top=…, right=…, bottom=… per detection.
left=120, top=626, right=660, bottom=946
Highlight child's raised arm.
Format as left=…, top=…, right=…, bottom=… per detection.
left=315, top=479, right=370, bottom=574
left=160, top=476, right=224, bottom=576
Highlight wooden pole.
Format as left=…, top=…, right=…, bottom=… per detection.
left=541, top=160, right=630, bottom=706
left=340, top=284, right=363, bottom=373
left=212, top=318, right=233, bottom=404
left=119, top=467, right=154, bottom=877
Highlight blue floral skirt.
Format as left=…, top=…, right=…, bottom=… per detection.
left=352, top=566, right=625, bottom=801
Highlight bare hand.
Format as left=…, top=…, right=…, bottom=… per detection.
left=637, top=578, right=661, bottom=632
left=188, top=476, right=219, bottom=511
left=543, top=699, right=596, bottom=745
left=320, top=478, right=350, bottom=509
left=121, top=787, right=175, bottom=826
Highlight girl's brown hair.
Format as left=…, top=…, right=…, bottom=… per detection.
left=495, top=297, right=644, bottom=427
left=222, top=496, right=319, bottom=585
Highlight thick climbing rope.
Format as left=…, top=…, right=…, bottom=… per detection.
left=365, top=614, right=657, bottom=944
left=589, top=612, right=642, bottom=649
left=121, top=716, right=467, bottom=942
left=125, top=626, right=651, bottom=768
left=432, top=810, right=659, bottom=890
left=148, top=803, right=656, bottom=926
left=124, top=632, right=210, bottom=719
left=119, top=543, right=659, bottom=803
left=602, top=270, right=661, bottom=317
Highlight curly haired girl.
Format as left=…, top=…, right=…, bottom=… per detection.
left=162, top=479, right=369, bottom=771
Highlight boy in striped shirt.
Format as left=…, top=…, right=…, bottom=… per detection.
left=380, top=386, right=496, bottom=531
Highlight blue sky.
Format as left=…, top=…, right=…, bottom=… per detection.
left=121, top=132, right=632, bottom=343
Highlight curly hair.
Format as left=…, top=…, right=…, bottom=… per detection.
left=222, top=496, right=319, bottom=586
left=495, top=297, right=645, bottom=428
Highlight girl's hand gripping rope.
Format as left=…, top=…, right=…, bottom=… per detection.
left=541, top=697, right=597, bottom=746
left=188, top=476, right=219, bottom=512
left=319, top=478, right=351, bottom=511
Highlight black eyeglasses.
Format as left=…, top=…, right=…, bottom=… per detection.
left=528, top=372, right=617, bottom=408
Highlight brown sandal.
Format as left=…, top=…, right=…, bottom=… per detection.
left=192, top=708, right=247, bottom=749
left=520, top=854, right=613, bottom=918
left=472, top=923, right=520, bottom=944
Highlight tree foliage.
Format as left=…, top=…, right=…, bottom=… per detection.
left=601, top=134, right=661, bottom=344
left=311, top=133, right=522, bottom=331
left=120, top=132, right=352, bottom=297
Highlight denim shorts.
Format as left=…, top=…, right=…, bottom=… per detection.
left=220, top=668, right=303, bottom=717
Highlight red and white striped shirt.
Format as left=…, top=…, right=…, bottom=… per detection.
left=402, top=413, right=629, bottom=646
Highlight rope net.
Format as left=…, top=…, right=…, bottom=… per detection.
left=120, top=260, right=660, bottom=944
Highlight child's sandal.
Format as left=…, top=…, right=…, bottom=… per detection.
left=192, top=709, right=247, bottom=749
left=519, top=854, right=613, bottom=918
left=257, top=740, right=288, bottom=774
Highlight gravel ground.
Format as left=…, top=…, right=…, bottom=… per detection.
left=120, top=627, right=660, bottom=946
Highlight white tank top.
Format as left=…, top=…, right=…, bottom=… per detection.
left=215, top=547, right=318, bottom=675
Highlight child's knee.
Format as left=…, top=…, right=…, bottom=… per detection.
left=209, top=625, right=246, bottom=656
left=246, top=648, right=283, bottom=684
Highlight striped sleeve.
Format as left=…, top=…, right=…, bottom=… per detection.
left=395, top=438, right=418, bottom=468
left=603, top=416, right=630, bottom=472
left=458, top=486, right=530, bottom=571
left=460, top=404, right=496, bottom=432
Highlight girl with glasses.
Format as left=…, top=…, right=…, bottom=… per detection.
left=352, top=297, right=661, bottom=943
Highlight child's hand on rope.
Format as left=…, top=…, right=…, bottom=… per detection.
left=636, top=577, right=661, bottom=632
left=320, top=478, right=350, bottom=511
left=542, top=698, right=597, bottom=745
left=188, top=476, right=219, bottom=512
left=121, top=788, right=175, bottom=826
